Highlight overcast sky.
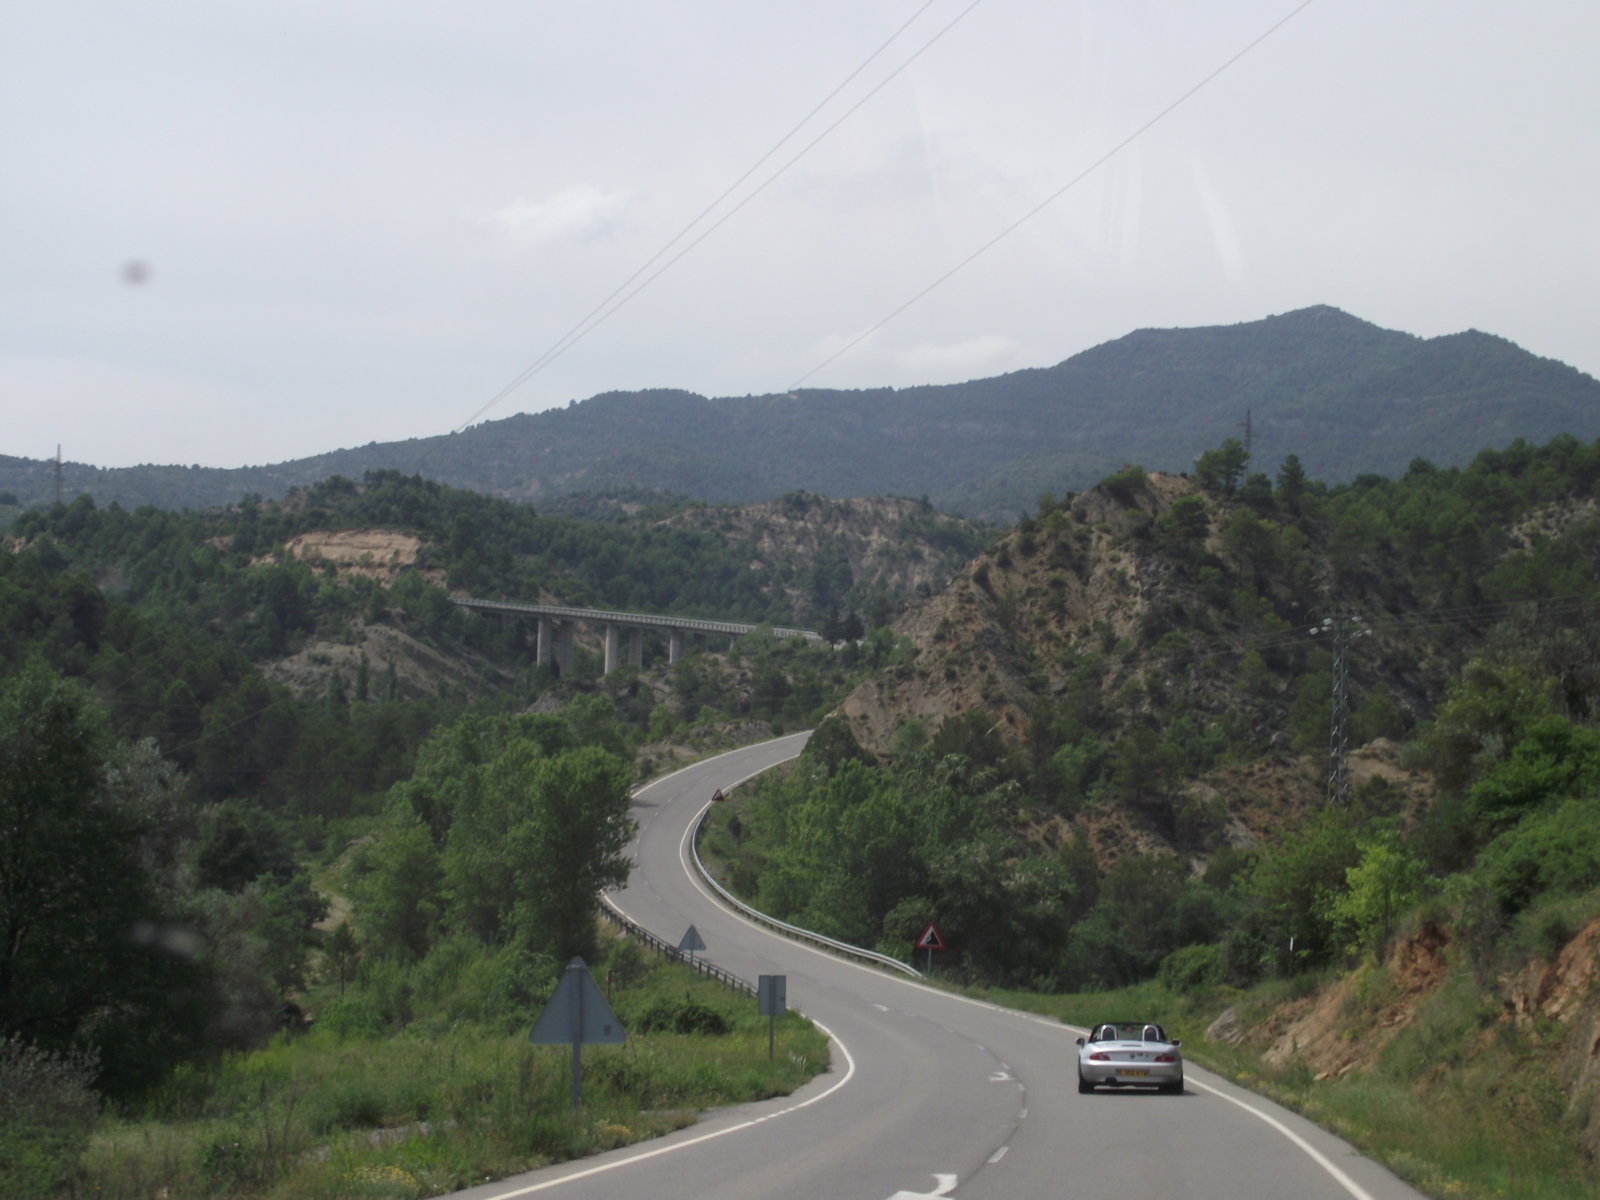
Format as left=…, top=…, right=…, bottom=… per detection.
left=4, top=1, right=1595, bottom=469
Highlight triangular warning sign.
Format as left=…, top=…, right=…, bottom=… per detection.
left=916, top=922, right=945, bottom=951
left=529, top=957, right=625, bottom=1045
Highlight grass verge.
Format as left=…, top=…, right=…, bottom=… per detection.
left=68, top=937, right=828, bottom=1200
left=968, top=972, right=1596, bottom=1200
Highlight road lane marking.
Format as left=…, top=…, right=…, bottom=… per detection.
left=1186, top=1078, right=1378, bottom=1200
left=887, top=1173, right=958, bottom=1199
left=477, top=1016, right=857, bottom=1199
left=987, top=1147, right=1009, bottom=1164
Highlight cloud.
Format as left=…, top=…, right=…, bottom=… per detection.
left=467, top=185, right=634, bottom=248
left=1189, top=156, right=1244, bottom=283
left=894, top=334, right=1020, bottom=376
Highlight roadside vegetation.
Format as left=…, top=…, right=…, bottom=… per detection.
left=61, top=935, right=825, bottom=1200
left=976, top=969, right=1595, bottom=1200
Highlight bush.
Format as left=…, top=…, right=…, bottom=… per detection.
left=632, top=994, right=731, bottom=1035
left=317, top=995, right=386, bottom=1040
left=1474, top=796, right=1600, bottom=916
left=0, top=1036, right=100, bottom=1200
left=1101, top=463, right=1148, bottom=503
left=1158, top=942, right=1225, bottom=993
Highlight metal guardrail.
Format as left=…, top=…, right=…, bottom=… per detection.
left=689, top=795, right=922, bottom=980
left=598, top=897, right=756, bottom=997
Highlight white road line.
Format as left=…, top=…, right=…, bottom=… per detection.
left=886, top=1173, right=958, bottom=1199
left=479, top=1017, right=857, bottom=1199
left=1185, top=1077, right=1378, bottom=1200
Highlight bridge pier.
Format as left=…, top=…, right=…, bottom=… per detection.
left=453, top=598, right=822, bottom=680
left=554, top=621, right=574, bottom=678
left=537, top=617, right=575, bottom=678
left=602, top=624, right=649, bottom=674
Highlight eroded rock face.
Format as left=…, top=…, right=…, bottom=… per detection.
left=1503, top=918, right=1600, bottom=1027
left=1206, top=1006, right=1245, bottom=1046
left=1502, top=917, right=1600, bottom=1157
left=1254, top=922, right=1451, bottom=1081
left=269, top=528, right=441, bottom=584
left=1244, top=918, right=1600, bottom=1153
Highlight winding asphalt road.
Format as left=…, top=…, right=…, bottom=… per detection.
left=449, top=734, right=1429, bottom=1200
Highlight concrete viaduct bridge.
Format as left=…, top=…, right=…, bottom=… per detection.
left=451, top=596, right=824, bottom=676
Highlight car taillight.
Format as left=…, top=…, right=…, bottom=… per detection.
left=1089, top=1052, right=1111, bottom=1061
left=1154, top=1053, right=1176, bottom=1063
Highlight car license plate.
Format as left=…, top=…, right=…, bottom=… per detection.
left=1119, top=1068, right=1149, bottom=1077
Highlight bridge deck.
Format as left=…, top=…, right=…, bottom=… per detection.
left=451, top=597, right=823, bottom=642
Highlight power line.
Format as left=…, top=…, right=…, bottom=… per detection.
left=435, top=1, right=981, bottom=449
left=791, top=0, right=1320, bottom=388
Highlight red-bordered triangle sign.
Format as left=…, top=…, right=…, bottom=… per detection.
left=916, top=922, right=946, bottom=951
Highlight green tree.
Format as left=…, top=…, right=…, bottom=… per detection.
left=1154, top=495, right=1212, bottom=561
left=1326, top=838, right=1423, bottom=958
left=503, top=746, right=635, bottom=961
left=354, top=814, right=442, bottom=960
left=0, top=663, right=204, bottom=1096
left=1194, top=437, right=1249, bottom=496
left=361, top=713, right=634, bottom=963
left=1275, top=453, right=1309, bottom=513
left=1245, top=805, right=1364, bottom=968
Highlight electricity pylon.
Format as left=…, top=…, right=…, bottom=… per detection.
left=1309, top=612, right=1370, bottom=805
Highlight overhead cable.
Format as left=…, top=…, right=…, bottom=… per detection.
left=790, top=0, right=1320, bottom=388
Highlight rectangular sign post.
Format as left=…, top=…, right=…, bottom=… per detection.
left=758, top=974, right=786, bottom=1060
left=529, top=957, right=626, bottom=1109
left=916, top=922, right=945, bottom=975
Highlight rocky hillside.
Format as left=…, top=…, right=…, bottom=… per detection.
left=660, top=491, right=985, bottom=623
left=838, top=471, right=1206, bottom=757
left=821, top=446, right=1600, bottom=1167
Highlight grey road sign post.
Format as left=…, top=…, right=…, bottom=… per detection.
left=678, top=923, right=706, bottom=966
left=758, top=974, right=786, bottom=1060
left=529, top=957, right=626, bottom=1109
left=916, top=922, right=945, bottom=975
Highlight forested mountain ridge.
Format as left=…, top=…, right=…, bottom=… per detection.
left=6, top=306, right=1598, bottom=522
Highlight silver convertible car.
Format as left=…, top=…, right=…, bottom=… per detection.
left=1075, top=1022, right=1184, bottom=1093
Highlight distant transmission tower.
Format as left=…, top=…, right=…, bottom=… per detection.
left=1309, top=611, right=1370, bottom=804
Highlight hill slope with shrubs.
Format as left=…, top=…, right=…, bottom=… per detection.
left=707, top=435, right=1600, bottom=1189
